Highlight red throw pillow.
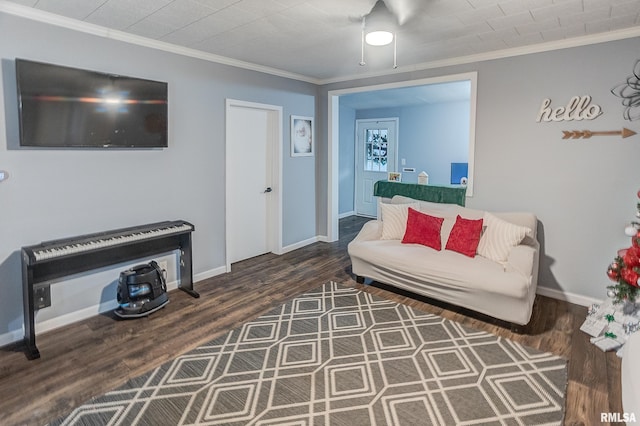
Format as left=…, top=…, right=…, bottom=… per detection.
left=402, top=208, right=444, bottom=250
left=445, top=215, right=484, bottom=257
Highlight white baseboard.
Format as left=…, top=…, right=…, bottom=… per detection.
left=194, top=266, right=226, bottom=283
left=35, top=299, right=120, bottom=335
left=0, top=266, right=228, bottom=348
left=0, top=329, right=24, bottom=348
left=0, top=270, right=600, bottom=348
left=339, top=211, right=355, bottom=219
left=536, top=285, right=601, bottom=307
left=281, top=236, right=319, bottom=254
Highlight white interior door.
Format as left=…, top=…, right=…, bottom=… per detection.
left=226, top=101, right=282, bottom=267
left=355, top=118, right=398, bottom=217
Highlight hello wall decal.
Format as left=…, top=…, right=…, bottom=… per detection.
left=535, top=59, right=640, bottom=140
left=536, top=96, right=603, bottom=122
left=534, top=96, right=633, bottom=139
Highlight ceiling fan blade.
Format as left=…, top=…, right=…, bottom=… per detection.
left=382, top=0, right=422, bottom=25
left=364, top=0, right=399, bottom=29
left=348, top=0, right=385, bottom=24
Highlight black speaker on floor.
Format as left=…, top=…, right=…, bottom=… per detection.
left=115, top=260, right=168, bottom=318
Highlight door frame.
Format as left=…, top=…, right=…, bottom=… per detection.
left=327, top=72, right=478, bottom=242
left=225, top=99, right=283, bottom=272
left=354, top=117, right=399, bottom=217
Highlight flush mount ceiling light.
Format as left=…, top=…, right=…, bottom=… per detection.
left=356, top=0, right=424, bottom=69
left=359, top=19, right=397, bottom=69
left=365, top=30, right=394, bottom=46
left=359, top=0, right=400, bottom=68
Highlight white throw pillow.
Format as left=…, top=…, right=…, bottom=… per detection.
left=380, top=202, right=418, bottom=240
left=477, top=212, right=531, bottom=263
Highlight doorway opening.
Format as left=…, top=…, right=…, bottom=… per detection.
left=327, top=72, right=478, bottom=241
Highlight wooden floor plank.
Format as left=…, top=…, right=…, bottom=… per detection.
left=0, top=216, right=623, bottom=425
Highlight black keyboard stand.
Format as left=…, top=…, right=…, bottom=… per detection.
left=21, top=220, right=198, bottom=360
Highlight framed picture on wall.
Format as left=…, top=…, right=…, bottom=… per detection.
left=388, top=172, right=402, bottom=182
left=291, top=115, right=313, bottom=157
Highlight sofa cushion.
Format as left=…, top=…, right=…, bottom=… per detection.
left=391, top=195, right=458, bottom=214
left=392, top=197, right=483, bottom=251
left=349, top=238, right=531, bottom=299
left=445, top=215, right=484, bottom=257
left=402, top=208, right=444, bottom=250
left=348, top=214, right=539, bottom=325
left=380, top=202, right=418, bottom=240
left=477, top=212, right=531, bottom=263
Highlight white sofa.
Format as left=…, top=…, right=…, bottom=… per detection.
left=348, top=196, right=540, bottom=326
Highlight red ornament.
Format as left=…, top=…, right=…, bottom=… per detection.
left=624, top=249, right=640, bottom=268
left=621, top=267, right=640, bottom=287
left=607, top=267, right=620, bottom=281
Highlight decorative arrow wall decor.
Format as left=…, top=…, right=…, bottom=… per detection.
left=561, top=128, right=637, bottom=139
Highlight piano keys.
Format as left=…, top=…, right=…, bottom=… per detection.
left=30, top=222, right=194, bottom=262
left=21, top=220, right=198, bottom=360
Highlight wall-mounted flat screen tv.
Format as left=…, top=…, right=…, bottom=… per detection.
left=16, top=59, right=168, bottom=148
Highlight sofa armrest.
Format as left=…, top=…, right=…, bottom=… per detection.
left=351, top=220, right=382, bottom=243
left=505, top=244, right=538, bottom=281
left=494, top=212, right=538, bottom=242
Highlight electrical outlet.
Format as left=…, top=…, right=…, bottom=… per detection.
left=34, top=286, right=51, bottom=309
left=157, top=260, right=168, bottom=274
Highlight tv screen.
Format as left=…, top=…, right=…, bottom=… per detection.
left=16, top=59, right=168, bottom=148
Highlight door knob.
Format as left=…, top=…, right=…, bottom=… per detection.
left=264, top=187, right=273, bottom=193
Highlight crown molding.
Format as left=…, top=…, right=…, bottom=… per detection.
left=2, top=1, right=639, bottom=87
left=0, top=1, right=320, bottom=84
left=317, top=25, right=640, bottom=85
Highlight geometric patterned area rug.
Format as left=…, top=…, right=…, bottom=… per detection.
left=51, top=282, right=567, bottom=426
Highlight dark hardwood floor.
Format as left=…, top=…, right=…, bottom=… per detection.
left=0, top=216, right=623, bottom=425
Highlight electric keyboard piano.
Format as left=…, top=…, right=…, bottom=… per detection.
left=21, top=220, right=198, bottom=360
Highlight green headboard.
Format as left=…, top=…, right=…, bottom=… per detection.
left=373, top=180, right=467, bottom=206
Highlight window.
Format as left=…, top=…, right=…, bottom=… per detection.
left=365, top=128, right=388, bottom=171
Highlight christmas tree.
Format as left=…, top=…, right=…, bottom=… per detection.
left=607, top=190, right=640, bottom=304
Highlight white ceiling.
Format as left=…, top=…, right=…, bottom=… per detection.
left=340, top=80, right=472, bottom=109
left=3, top=0, right=640, bottom=83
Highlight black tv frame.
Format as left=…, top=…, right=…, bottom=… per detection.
left=15, top=58, right=168, bottom=149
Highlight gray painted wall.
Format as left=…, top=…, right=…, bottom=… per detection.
left=397, top=101, right=470, bottom=185
left=338, top=101, right=469, bottom=215
left=0, top=12, right=317, bottom=344
left=320, top=37, right=640, bottom=302
left=338, top=105, right=356, bottom=215
left=2, top=9, right=640, bottom=347
left=353, top=101, right=470, bottom=185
